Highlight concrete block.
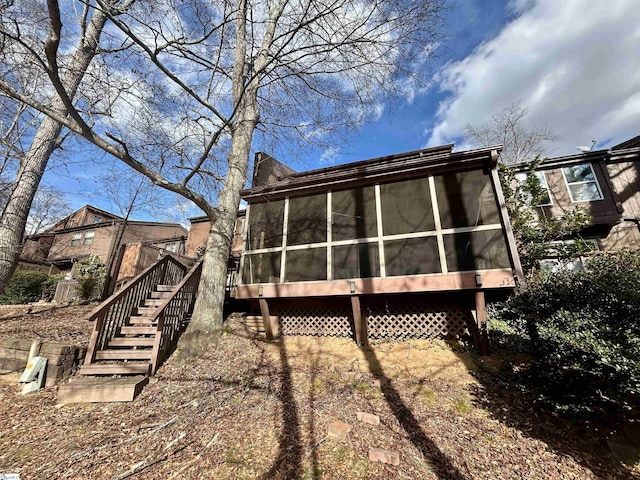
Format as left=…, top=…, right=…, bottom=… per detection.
left=328, top=421, right=352, bottom=441
left=356, top=412, right=380, bottom=426
left=369, top=448, right=400, bottom=466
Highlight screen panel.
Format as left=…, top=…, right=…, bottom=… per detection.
left=434, top=170, right=499, bottom=229
left=285, top=248, right=327, bottom=282
left=444, top=230, right=510, bottom=272
left=384, top=237, right=441, bottom=276
left=287, top=193, right=327, bottom=246
left=247, top=200, right=285, bottom=250
left=380, top=177, right=435, bottom=235
left=242, top=252, right=282, bottom=284
left=332, top=186, right=378, bottom=241
left=332, top=243, right=380, bottom=279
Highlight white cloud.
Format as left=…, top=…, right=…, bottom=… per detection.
left=319, top=147, right=340, bottom=165
left=427, top=0, right=640, bottom=154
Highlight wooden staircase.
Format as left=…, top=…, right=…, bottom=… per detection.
left=58, top=256, right=203, bottom=404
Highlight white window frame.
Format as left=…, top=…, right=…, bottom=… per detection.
left=70, top=232, right=82, bottom=246
left=561, top=163, right=603, bottom=203
left=83, top=230, right=95, bottom=245
left=515, top=171, right=553, bottom=206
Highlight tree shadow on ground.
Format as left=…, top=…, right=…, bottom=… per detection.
left=257, top=336, right=303, bottom=480
left=361, top=345, right=469, bottom=480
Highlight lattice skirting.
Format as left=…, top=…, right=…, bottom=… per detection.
left=275, top=295, right=472, bottom=340
left=279, top=304, right=353, bottom=337
left=366, top=301, right=471, bottom=340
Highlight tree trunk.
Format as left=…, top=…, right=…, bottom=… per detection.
left=180, top=110, right=257, bottom=353
left=0, top=118, right=66, bottom=291
left=0, top=7, right=108, bottom=294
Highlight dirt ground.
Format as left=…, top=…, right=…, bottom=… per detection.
left=0, top=306, right=635, bottom=479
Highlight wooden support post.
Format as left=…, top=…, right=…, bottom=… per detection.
left=259, top=298, right=274, bottom=341
left=474, top=290, right=491, bottom=355
left=351, top=296, right=368, bottom=347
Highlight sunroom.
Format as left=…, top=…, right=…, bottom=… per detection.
left=234, top=144, right=522, bottom=350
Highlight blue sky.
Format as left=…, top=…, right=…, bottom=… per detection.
left=42, top=0, right=640, bottom=221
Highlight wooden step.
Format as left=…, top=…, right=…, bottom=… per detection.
left=128, top=315, right=157, bottom=325
left=79, top=363, right=150, bottom=376
left=58, top=376, right=149, bottom=403
left=136, top=306, right=158, bottom=316
left=150, top=291, right=172, bottom=299
left=156, top=285, right=174, bottom=292
left=119, top=326, right=157, bottom=335
left=144, top=299, right=164, bottom=307
left=95, top=350, right=153, bottom=360
left=108, top=337, right=155, bottom=347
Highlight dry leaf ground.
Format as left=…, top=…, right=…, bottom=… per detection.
left=0, top=306, right=635, bottom=479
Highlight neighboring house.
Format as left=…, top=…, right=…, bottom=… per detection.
left=514, top=135, right=640, bottom=262
left=117, top=235, right=189, bottom=283
left=20, top=205, right=188, bottom=278
left=230, top=145, right=522, bottom=347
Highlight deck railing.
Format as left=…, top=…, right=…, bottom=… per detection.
left=150, top=259, right=203, bottom=374
left=84, top=255, right=188, bottom=365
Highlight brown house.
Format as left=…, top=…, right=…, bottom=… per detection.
left=21, top=205, right=188, bottom=277
left=515, top=136, right=640, bottom=257
left=230, top=145, right=522, bottom=348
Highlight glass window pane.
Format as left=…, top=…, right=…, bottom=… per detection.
left=444, top=230, right=510, bottom=272
left=384, top=237, right=441, bottom=276
left=332, top=186, right=377, bottom=241
left=242, top=252, right=281, bottom=284
left=287, top=193, right=327, bottom=245
left=332, top=243, right=380, bottom=279
left=563, top=164, right=595, bottom=183
left=569, top=183, right=601, bottom=201
left=434, top=170, right=499, bottom=228
left=380, top=177, right=434, bottom=235
left=247, top=200, right=284, bottom=250
left=285, top=248, right=327, bottom=282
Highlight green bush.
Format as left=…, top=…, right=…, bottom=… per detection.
left=75, top=257, right=106, bottom=303
left=0, top=270, right=59, bottom=304
left=490, top=250, right=640, bottom=416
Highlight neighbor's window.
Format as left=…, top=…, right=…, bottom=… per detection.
left=83, top=231, right=95, bottom=245
left=562, top=164, right=603, bottom=202
left=71, top=232, right=82, bottom=246
left=93, top=216, right=102, bottom=224
left=515, top=171, right=552, bottom=206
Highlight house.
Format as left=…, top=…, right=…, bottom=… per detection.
left=229, top=146, right=522, bottom=348
left=514, top=135, right=640, bottom=260
left=20, top=205, right=188, bottom=278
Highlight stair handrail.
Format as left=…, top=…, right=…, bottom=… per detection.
left=149, top=258, right=204, bottom=374
left=84, top=255, right=188, bottom=366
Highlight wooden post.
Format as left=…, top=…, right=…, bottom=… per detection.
left=474, top=290, right=491, bottom=355
left=259, top=298, right=274, bottom=341
left=351, top=296, right=368, bottom=347
left=489, top=166, right=525, bottom=282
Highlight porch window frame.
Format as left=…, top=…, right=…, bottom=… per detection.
left=241, top=173, right=508, bottom=285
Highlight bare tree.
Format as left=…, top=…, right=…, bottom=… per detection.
left=0, top=0, right=136, bottom=294
left=465, top=102, right=557, bottom=164
left=25, top=185, right=72, bottom=234
left=0, top=0, right=447, bottom=350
